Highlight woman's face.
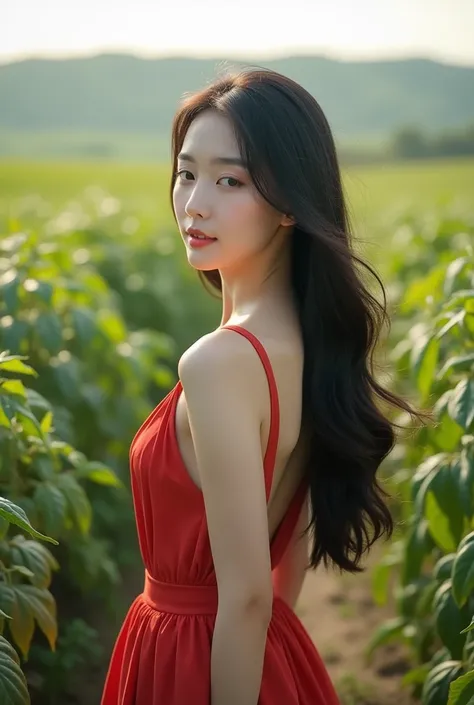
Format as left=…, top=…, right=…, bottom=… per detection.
left=172, top=110, right=290, bottom=275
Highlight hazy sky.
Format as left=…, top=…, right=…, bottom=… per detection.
left=3, top=0, right=474, bottom=66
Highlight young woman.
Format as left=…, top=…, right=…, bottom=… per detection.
left=101, top=67, right=422, bottom=705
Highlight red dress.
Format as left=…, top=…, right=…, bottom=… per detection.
left=101, top=325, right=340, bottom=704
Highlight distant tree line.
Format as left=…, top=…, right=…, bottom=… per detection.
left=339, top=122, right=474, bottom=165
left=391, top=123, right=474, bottom=160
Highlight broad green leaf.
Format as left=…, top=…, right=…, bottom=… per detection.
left=56, top=474, right=91, bottom=535
left=36, top=312, right=63, bottom=355
left=412, top=453, right=449, bottom=507
left=452, top=452, right=474, bottom=519
left=40, top=411, right=53, bottom=435
left=70, top=306, right=97, bottom=347
left=0, top=393, right=17, bottom=425
left=402, top=520, right=433, bottom=584
left=9, top=589, right=34, bottom=658
left=426, top=462, right=464, bottom=547
left=0, top=634, right=30, bottom=705
left=458, top=533, right=474, bottom=553
left=0, top=358, right=36, bottom=377
left=0, top=497, right=58, bottom=545
left=365, top=617, right=406, bottom=657
left=52, top=358, right=82, bottom=403
left=77, top=462, right=123, bottom=488
left=431, top=411, right=464, bottom=452
left=422, top=661, right=463, bottom=705
left=434, top=582, right=469, bottom=659
left=0, top=319, right=29, bottom=356
left=0, top=380, right=26, bottom=399
left=85, top=468, right=122, bottom=487
left=32, top=455, right=55, bottom=481
left=426, top=491, right=457, bottom=553
left=10, top=585, right=57, bottom=656
left=33, top=483, right=67, bottom=537
left=434, top=554, right=456, bottom=583
left=448, top=379, right=474, bottom=431
left=18, top=585, right=56, bottom=650
left=411, top=335, right=440, bottom=400
left=448, top=669, right=474, bottom=705
left=0, top=272, right=20, bottom=315
left=10, top=536, right=59, bottom=590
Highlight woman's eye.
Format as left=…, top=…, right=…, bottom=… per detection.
left=218, top=177, right=242, bottom=188
left=176, top=169, right=194, bottom=182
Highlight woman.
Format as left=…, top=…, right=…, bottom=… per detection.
left=101, top=67, right=422, bottom=705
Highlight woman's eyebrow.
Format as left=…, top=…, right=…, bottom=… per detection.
left=177, top=152, right=246, bottom=167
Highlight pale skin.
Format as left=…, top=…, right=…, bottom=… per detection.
left=172, top=109, right=310, bottom=705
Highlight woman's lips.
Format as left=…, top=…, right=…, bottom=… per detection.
left=187, top=233, right=217, bottom=248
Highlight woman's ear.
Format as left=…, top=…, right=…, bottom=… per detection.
left=281, top=213, right=296, bottom=227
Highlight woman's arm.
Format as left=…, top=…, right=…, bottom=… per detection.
left=272, top=492, right=310, bottom=610
left=179, top=331, right=274, bottom=705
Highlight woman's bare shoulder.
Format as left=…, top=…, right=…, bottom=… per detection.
left=178, top=327, right=263, bottom=395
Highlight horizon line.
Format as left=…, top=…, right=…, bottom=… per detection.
left=1, top=48, right=474, bottom=70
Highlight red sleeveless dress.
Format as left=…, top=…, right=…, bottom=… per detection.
left=101, top=325, right=340, bottom=704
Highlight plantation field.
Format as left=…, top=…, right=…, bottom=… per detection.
left=1, top=157, right=473, bottom=232
left=0, top=155, right=473, bottom=705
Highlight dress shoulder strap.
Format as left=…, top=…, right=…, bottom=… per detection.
left=220, top=325, right=280, bottom=502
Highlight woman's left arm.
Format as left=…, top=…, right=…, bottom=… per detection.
left=179, top=331, right=274, bottom=705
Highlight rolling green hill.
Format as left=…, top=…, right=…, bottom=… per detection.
left=1, top=54, right=473, bottom=160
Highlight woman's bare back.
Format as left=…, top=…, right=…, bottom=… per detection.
left=175, top=316, right=308, bottom=542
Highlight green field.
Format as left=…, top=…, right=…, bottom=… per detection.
left=1, top=157, right=473, bottom=239
left=1, top=156, right=474, bottom=705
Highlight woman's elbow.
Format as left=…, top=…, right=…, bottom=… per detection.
left=219, top=581, right=274, bottom=623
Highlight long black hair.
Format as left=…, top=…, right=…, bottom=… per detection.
left=170, top=67, right=427, bottom=573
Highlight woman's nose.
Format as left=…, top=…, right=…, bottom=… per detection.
left=184, top=184, right=211, bottom=220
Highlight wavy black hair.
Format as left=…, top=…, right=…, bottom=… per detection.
left=170, top=67, right=427, bottom=572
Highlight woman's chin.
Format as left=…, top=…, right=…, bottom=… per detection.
left=186, top=253, right=221, bottom=271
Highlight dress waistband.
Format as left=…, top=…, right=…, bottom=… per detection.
left=143, top=571, right=219, bottom=615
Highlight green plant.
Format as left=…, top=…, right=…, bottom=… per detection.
left=0, top=351, right=124, bottom=702
left=0, top=494, right=58, bottom=705
left=0, top=199, right=183, bottom=703
left=369, top=220, right=474, bottom=704
left=0, top=224, right=176, bottom=591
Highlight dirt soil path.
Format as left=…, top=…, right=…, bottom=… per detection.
left=296, top=564, right=417, bottom=705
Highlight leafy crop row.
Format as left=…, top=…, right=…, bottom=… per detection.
left=370, top=213, right=474, bottom=704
